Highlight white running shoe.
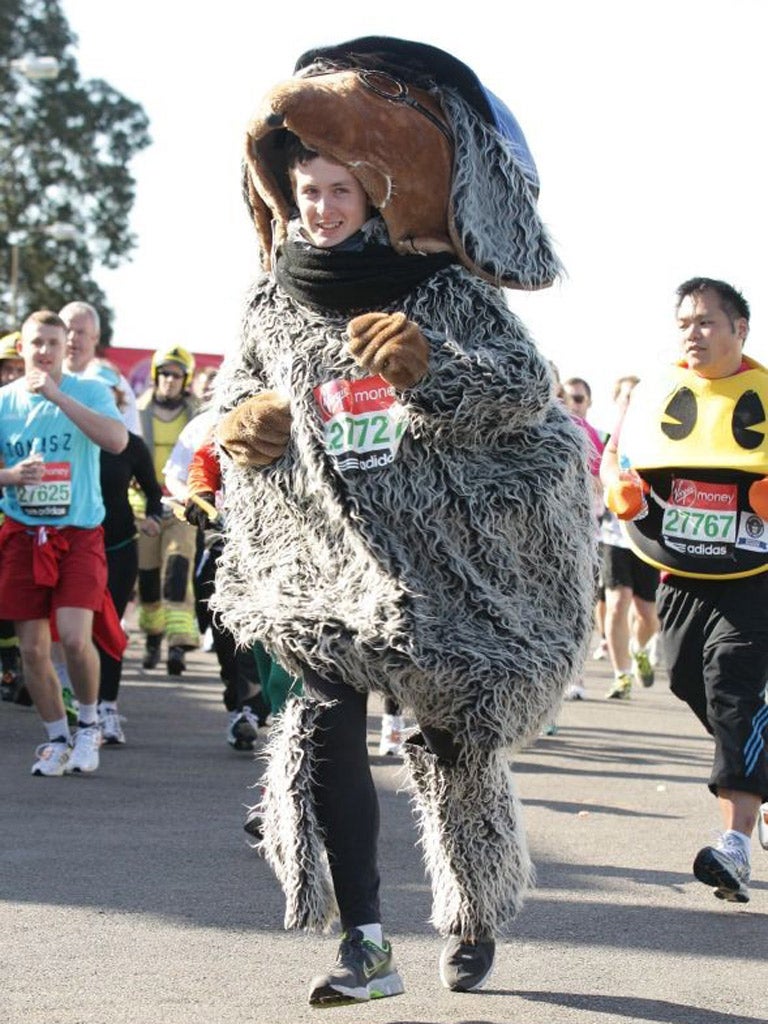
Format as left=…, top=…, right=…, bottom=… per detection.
left=606, top=673, right=633, bottom=700
left=99, top=707, right=126, bottom=745
left=31, top=740, right=72, bottom=777
left=65, top=725, right=101, bottom=773
left=758, top=804, right=768, bottom=851
left=379, top=714, right=405, bottom=756
left=227, top=706, right=260, bottom=751
left=693, top=841, right=751, bottom=903
left=592, top=639, right=609, bottom=661
left=565, top=682, right=586, bottom=700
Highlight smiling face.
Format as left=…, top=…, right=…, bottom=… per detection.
left=290, top=156, right=369, bottom=248
left=676, top=289, right=747, bottom=380
left=20, top=322, right=66, bottom=381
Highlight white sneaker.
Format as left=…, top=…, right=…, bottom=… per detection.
left=565, top=682, right=586, bottom=700
left=758, top=804, right=768, bottom=851
left=65, top=725, right=101, bottom=773
left=99, top=706, right=126, bottom=745
left=592, top=639, right=609, bottom=660
left=693, top=840, right=751, bottom=903
left=227, top=706, right=260, bottom=751
left=31, top=740, right=72, bottom=777
left=379, top=714, right=405, bottom=756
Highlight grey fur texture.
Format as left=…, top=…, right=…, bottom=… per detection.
left=215, top=76, right=595, bottom=935
left=257, top=697, right=338, bottom=931
left=403, top=739, right=534, bottom=938
left=443, top=89, right=563, bottom=289
left=213, top=265, right=595, bottom=753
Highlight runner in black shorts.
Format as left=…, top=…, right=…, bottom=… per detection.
left=602, top=277, right=768, bottom=903
left=603, top=545, right=659, bottom=603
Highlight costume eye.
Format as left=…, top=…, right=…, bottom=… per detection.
left=661, top=387, right=697, bottom=441
left=732, top=390, right=766, bottom=450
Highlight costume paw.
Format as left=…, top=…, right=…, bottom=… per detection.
left=217, top=391, right=292, bottom=467
left=347, top=311, right=429, bottom=388
left=605, top=477, right=647, bottom=521
left=184, top=491, right=217, bottom=530
left=748, top=477, right=768, bottom=519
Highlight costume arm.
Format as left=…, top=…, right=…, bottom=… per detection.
left=402, top=278, right=553, bottom=445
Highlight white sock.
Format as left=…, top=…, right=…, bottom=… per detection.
left=721, top=829, right=751, bottom=862
left=99, top=700, right=118, bottom=713
left=617, top=667, right=632, bottom=677
left=77, top=702, right=98, bottom=727
left=357, top=923, right=384, bottom=946
left=45, top=717, right=71, bottom=744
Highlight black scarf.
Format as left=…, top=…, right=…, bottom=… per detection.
left=274, top=238, right=456, bottom=314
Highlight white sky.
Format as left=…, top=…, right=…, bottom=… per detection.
left=61, top=0, right=768, bottom=427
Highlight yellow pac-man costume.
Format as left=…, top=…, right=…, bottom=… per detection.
left=619, top=357, right=768, bottom=579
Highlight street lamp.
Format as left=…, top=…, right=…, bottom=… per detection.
left=9, top=223, right=80, bottom=324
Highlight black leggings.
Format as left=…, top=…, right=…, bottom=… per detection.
left=302, top=667, right=459, bottom=928
left=99, top=541, right=138, bottom=702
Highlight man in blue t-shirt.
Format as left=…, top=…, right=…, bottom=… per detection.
left=0, top=310, right=127, bottom=776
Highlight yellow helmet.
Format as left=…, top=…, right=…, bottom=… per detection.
left=150, top=345, right=195, bottom=388
left=0, top=331, right=21, bottom=362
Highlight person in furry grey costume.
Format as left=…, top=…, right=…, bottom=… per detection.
left=212, top=37, right=596, bottom=1004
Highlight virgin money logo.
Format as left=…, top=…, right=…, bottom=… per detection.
left=670, top=478, right=737, bottom=510
left=671, top=480, right=698, bottom=507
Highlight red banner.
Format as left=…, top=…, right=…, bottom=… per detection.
left=99, top=346, right=222, bottom=397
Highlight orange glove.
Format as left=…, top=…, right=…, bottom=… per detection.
left=347, top=311, right=429, bottom=389
left=605, top=474, right=649, bottom=521
left=748, top=477, right=768, bottom=519
left=217, top=391, right=292, bottom=468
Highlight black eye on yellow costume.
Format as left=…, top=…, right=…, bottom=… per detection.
left=660, top=385, right=766, bottom=450
left=733, top=391, right=766, bottom=450
left=661, top=387, right=696, bottom=441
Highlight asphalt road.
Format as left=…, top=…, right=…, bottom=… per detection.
left=1, top=632, right=766, bottom=1024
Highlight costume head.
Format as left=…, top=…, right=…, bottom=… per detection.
left=243, top=36, right=561, bottom=289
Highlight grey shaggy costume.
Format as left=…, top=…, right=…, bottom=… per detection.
left=214, top=44, right=596, bottom=937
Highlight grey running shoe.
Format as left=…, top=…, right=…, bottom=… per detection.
left=439, top=934, right=495, bottom=992
left=693, top=844, right=750, bottom=903
left=308, top=929, right=404, bottom=1007
left=99, top=707, right=126, bottom=745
